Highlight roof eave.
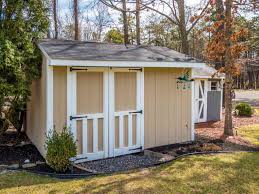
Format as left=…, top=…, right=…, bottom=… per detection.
left=49, top=59, right=206, bottom=68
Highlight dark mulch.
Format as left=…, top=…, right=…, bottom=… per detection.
left=0, top=131, right=30, bottom=146
left=150, top=140, right=223, bottom=156
left=79, top=153, right=161, bottom=173
left=0, top=144, right=44, bottom=165
left=26, top=163, right=90, bottom=175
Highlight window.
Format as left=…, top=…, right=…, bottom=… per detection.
left=210, top=81, right=218, bottom=91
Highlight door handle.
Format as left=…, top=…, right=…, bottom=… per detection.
left=129, top=110, right=143, bottom=114
left=70, top=115, right=88, bottom=120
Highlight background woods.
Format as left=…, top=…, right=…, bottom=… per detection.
left=0, top=0, right=258, bottom=135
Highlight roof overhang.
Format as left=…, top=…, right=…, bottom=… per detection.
left=49, top=59, right=206, bottom=68
left=39, top=44, right=206, bottom=68
left=192, top=75, right=225, bottom=79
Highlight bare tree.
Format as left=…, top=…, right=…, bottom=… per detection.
left=93, top=3, right=112, bottom=41
left=142, top=0, right=210, bottom=54
left=136, top=0, right=141, bottom=45
left=53, top=0, right=58, bottom=39
left=74, top=0, right=79, bottom=40
left=100, top=0, right=151, bottom=44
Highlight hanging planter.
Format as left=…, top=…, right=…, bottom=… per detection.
left=176, top=70, right=194, bottom=90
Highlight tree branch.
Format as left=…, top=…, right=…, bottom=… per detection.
left=187, top=0, right=211, bottom=34
left=142, top=4, right=178, bottom=25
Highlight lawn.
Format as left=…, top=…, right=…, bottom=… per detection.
left=0, top=152, right=259, bottom=194
left=238, top=124, right=259, bottom=146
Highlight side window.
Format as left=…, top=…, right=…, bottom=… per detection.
left=211, top=81, right=218, bottom=91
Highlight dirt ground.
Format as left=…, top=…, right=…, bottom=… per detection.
left=195, top=114, right=259, bottom=151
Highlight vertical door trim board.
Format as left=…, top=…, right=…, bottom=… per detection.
left=108, top=69, right=115, bottom=157
left=137, top=69, right=145, bottom=149
left=191, top=70, right=195, bottom=141
left=46, top=62, right=54, bottom=135
left=204, top=80, right=208, bottom=122
left=220, top=78, right=224, bottom=120
left=67, top=67, right=77, bottom=138
left=103, top=70, right=109, bottom=158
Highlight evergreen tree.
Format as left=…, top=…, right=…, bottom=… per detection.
left=0, top=0, right=49, bottom=132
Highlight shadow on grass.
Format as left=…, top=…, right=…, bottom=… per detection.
left=0, top=152, right=259, bottom=193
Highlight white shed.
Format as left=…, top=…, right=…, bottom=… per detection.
left=192, top=65, right=225, bottom=123
left=26, top=39, right=207, bottom=162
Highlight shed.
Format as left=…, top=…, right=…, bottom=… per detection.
left=26, top=39, right=206, bottom=163
left=192, top=65, right=225, bottom=123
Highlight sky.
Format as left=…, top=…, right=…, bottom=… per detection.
left=57, top=0, right=203, bottom=18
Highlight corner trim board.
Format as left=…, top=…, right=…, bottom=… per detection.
left=46, top=62, right=53, bottom=135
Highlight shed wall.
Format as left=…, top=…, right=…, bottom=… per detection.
left=53, top=67, right=67, bottom=131
left=26, top=56, right=47, bottom=156
left=144, top=68, right=192, bottom=148
left=38, top=67, right=193, bottom=155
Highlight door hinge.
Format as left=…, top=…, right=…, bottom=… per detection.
left=129, top=110, right=143, bottom=114
left=128, top=68, right=142, bottom=72
left=70, top=115, right=88, bottom=120
left=70, top=67, right=88, bottom=71
left=129, top=146, right=142, bottom=151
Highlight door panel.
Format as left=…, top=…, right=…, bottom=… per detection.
left=68, top=69, right=109, bottom=163
left=195, top=80, right=207, bottom=123
left=77, top=72, right=103, bottom=114
left=111, top=69, right=144, bottom=157
left=115, top=72, right=137, bottom=111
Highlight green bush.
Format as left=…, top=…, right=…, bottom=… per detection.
left=45, top=127, right=77, bottom=172
left=235, top=103, right=253, bottom=117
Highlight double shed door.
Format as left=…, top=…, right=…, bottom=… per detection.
left=67, top=67, right=144, bottom=162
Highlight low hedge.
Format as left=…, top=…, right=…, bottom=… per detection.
left=235, top=103, right=253, bottom=117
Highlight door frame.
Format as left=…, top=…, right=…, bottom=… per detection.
left=67, top=67, right=144, bottom=162
left=67, top=67, right=109, bottom=162
left=108, top=67, right=145, bottom=157
left=194, top=79, right=208, bottom=123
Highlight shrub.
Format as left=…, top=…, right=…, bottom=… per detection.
left=45, top=127, right=77, bottom=172
left=235, top=103, right=253, bottom=117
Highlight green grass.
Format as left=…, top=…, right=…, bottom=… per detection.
left=0, top=153, right=259, bottom=194
left=254, top=108, right=259, bottom=116
left=238, top=124, right=259, bottom=146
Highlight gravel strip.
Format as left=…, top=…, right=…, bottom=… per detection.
left=78, top=154, right=161, bottom=173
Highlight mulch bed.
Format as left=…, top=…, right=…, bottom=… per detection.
left=78, top=153, right=161, bottom=173
left=195, top=114, right=259, bottom=151
left=0, top=131, right=30, bottom=146
left=0, top=144, right=44, bottom=165
left=25, top=163, right=91, bottom=176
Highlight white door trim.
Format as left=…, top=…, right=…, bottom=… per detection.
left=108, top=69, right=115, bottom=157
left=195, top=79, right=208, bottom=123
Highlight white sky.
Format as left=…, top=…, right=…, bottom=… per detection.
left=57, top=0, right=203, bottom=18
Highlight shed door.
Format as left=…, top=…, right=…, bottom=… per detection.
left=67, top=68, right=109, bottom=162
left=109, top=68, right=144, bottom=157
left=195, top=79, right=208, bottom=123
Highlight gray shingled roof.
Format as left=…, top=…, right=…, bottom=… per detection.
left=38, top=39, right=202, bottom=63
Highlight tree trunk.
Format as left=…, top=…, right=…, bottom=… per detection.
left=177, top=0, right=189, bottom=55
left=224, top=0, right=234, bottom=136
left=74, top=0, right=79, bottom=40
left=53, top=0, right=58, bottom=39
left=122, top=0, right=129, bottom=44
left=136, top=0, right=141, bottom=45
